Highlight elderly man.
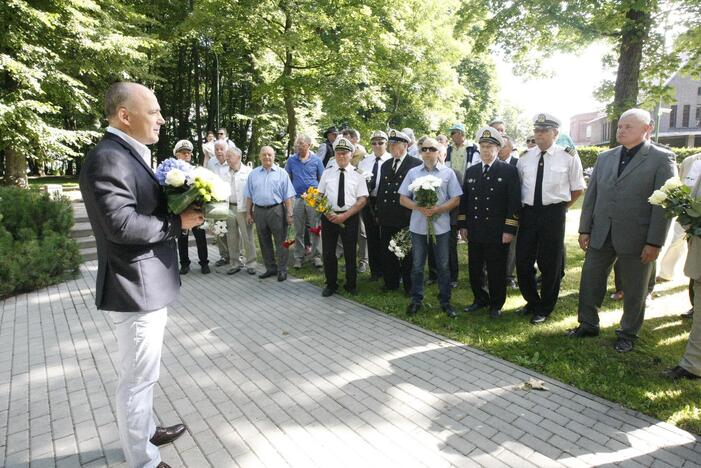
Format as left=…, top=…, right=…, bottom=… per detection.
left=377, top=129, right=422, bottom=294
left=173, top=139, right=210, bottom=275
left=446, top=122, right=480, bottom=176
left=358, top=130, right=392, bottom=280
left=245, top=146, right=296, bottom=281
left=318, top=137, right=368, bottom=296
left=517, top=113, right=586, bottom=325
left=571, top=108, right=676, bottom=353
left=80, top=82, right=202, bottom=468
left=207, top=140, right=230, bottom=267
left=225, top=147, right=257, bottom=275
left=402, top=127, right=419, bottom=158
left=400, top=137, right=462, bottom=317
left=459, top=127, right=521, bottom=318
left=285, top=134, right=325, bottom=269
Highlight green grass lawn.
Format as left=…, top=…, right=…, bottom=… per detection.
left=28, top=175, right=79, bottom=188
left=289, top=208, right=701, bottom=435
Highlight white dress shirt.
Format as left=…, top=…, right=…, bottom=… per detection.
left=517, top=144, right=586, bottom=206
left=106, top=126, right=151, bottom=167
left=357, top=152, right=391, bottom=197
left=207, top=158, right=229, bottom=179
left=318, top=165, right=369, bottom=211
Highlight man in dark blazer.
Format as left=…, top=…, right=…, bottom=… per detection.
left=80, top=82, right=202, bottom=468
left=377, top=129, right=422, bottom=294
left=459, top=127, right=521, bottom=318
left=571, top=108, right=676, bottom=353
left=498, top=134, right=519, bottom=288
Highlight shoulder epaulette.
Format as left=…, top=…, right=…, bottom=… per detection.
left=565, top=146, right=578, bottom=156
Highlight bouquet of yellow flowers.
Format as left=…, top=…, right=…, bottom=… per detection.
left=301, top=186, right=331, bottom=216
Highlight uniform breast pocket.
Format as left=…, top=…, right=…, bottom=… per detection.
left=548, top=166, right=569, bottom=188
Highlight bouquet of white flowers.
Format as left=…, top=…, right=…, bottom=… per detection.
left=388, top=229, right=411, bottom=259
left=648, top=176, right=701, bottom=238
left=155, top=158, right=231, bottom=221
left=407, top=174, right=443, bottom=242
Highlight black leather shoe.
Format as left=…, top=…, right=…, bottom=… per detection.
left=322, top=287, right=336, bottom=297
left=614, top=337, right=634, bottom=353
left=681, top=309, right=694, bottom=319
left=179, top=265, right=190, bottom=275
left=530, top=314, right=548, bottom=325
left=227, top=266, right=242, bottom=275
left=201, top=264, right=211, bottom=274
left=489, top=308, right=501, bottom=319
left=150, top=424, right=186, bottom=447
left=663, top=365, right=700, bottom=380
left=215, top=258, right=228, bottom=267
left=406, top=303, right=421, bottom=315
left=258, top=270, right=277, bottom=279
left=277, top=271, right=287, bottom=281
left=156, top=463, right=172, bottom=468
left=442, top=304, right=458, bottom=318
left=464, top=303, right=486, bottom=313
left=565, top=326, right=599, bottom=338
left=515, top=307, right=532, bottom=316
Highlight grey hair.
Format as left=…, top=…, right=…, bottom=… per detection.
left=295, top=134, right=313, bottom=145
left=105, top=82, right=138, bottom=118
left=226, top=147, right=242, bottom=158
left=214, top=140, right=228, bottom=149
left=619, top=108, right=651, bottom=125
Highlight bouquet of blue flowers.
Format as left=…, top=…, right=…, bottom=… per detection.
left=154, top=158, right=231, bottom=220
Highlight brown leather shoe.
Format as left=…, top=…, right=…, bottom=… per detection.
left=150, top=424, right=186, bottom=447
left=156, top=463, right=172, bottom=468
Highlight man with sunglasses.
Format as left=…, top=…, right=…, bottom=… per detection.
left=399, top=137, right=462, bottom=317
left=358, top=131, right=392, bottom=280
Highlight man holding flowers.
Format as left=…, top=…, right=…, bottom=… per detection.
left=572, top=108, right=676, bottom=353
left=317, top=137, right=368, bottom=296
left=398, top=137, right=462, bottom=317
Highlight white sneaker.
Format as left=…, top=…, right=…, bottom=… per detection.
left=313, top=257, right=323, bottom=268
left=358, top=261, right=368, bottom=273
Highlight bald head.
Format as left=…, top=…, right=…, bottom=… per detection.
left=105, top=82, right=148, bottom=119
left=104, top=82, right=164, bottom=145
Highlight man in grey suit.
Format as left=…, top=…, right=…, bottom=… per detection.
left=570, top=108, right=676, bottom=353
left=80, top=82, right=203, bottom=467
left=665, top=160, right=701, bottom=379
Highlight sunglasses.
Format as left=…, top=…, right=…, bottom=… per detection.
left=421, top=147, right=439, bottom=153
left=527, top=139, right=536, bottom=144
left=217, top=132, right=225, bottom=136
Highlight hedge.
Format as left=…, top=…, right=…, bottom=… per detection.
left=0, top=187, right=81, bottom=298
left=577, top=145, right=700, bottom=170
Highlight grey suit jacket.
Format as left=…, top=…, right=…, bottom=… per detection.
left=579, top=141, right=676, bottom=255
left=685, top=166, right=701, bottom=280
left=79, top=132, right=182, bottom=312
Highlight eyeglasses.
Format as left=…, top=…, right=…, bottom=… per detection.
left=371, top=141, right=385, bottom=146
left=421, top=147, right=438, bottom=153
left=527, top=139, right=536, bottom=144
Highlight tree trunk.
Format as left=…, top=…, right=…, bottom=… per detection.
left=3, top=148, right=28, bottom=188
left=608, top=7, right=651, bottom=147
left=281, top=2, right=296, bottom=156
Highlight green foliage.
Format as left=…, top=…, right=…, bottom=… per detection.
left=0, top=187, right=80, bottom=298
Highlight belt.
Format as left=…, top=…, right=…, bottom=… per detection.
left=229, top=202, right=237, bottom=206
left=254, top=203, right=281, bottom=209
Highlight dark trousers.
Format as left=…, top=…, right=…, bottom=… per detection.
left=177, top=227, right=208, bottom=267
left=516, top=203, right=567, bottom=316
left=428, top=225, right=458, bottom=283
left=614, top=259, right=655, bottom=295
left=469, top=240, right=509, bottom=310
left=321, top=214, right=359, bottom=290
left=380, top=225, right=412, bottom=293
left=254, top=204, right=288, bottom=273
left=361, top=198, right=383, bottom=279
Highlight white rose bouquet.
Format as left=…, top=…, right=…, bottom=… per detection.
left=407, top=174, right=443, bottom=242
left=388, top=229, right=411, bottom=259
left=648, top=176, right=701, bottom=238
left=155, top=158, right=231, bottom=221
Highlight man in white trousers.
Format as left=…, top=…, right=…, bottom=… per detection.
left=80, top=82, right=202, bottom=468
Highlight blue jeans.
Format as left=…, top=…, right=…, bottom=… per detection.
left=411, top=231, right=451, bottom=306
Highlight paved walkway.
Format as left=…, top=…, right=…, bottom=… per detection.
left=1, top=250, right=700, bottom=468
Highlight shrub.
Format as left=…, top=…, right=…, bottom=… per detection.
left=577, top=146, right=700, bottom=170
left=0, top=187, right=81, bottom=298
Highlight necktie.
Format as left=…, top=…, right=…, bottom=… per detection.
left=534, top=151, right=546, bottom=207
left=482, top=164, right=490, bottom=176
left=392, top=158, right=399, bottom=173
left=337, top=168, right=345, bottom=208
left=370, top=157, right=381, bottom=192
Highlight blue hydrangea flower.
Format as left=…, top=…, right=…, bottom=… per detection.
left=155, top=158, right=194, bottom=186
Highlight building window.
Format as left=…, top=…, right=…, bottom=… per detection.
left=585, top=125, right=591, bottom=138
left=670, top=105, right=677, bottom=128
left=698, top=86, right=701, bottom=96
left=682, top=104, right=690, bottom=128
left=602, top=121, right=609, bottom=142
left=696, top=106, right=701, bottom=128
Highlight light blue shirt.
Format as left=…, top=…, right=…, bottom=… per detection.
left=244, top=165, right=295, bottom=206
left=398, top=163, right=463, bottom=235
